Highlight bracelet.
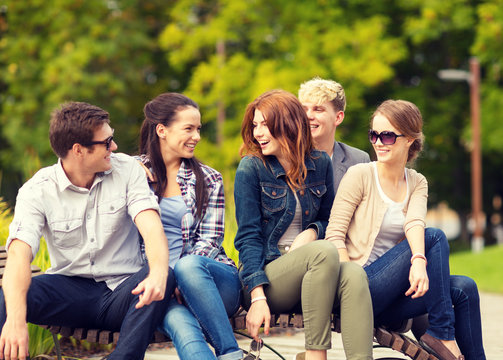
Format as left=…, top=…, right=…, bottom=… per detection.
left=411, top=253, right=427, bottom=266
left=251, top=296, right=267, bottom=304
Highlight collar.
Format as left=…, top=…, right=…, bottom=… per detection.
left=266, top=154, right=316, bottom=179
left=331, top=141, right=346, bottom=164
left=55, top=158, right=110, bottom=193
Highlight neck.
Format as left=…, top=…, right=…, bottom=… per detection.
left=376, top=161, right=406, bottom=186
left=61, top=159, right=96, bottom=189
left=314, top=137, right=335, bottom=157
left=163, top=154, right=182, bottom=175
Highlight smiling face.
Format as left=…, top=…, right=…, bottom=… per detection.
left=252, top=109, right=282, bottom=160
left=301, top=100, right=342, bottom=147
left=158, top=106, right=201, bottom=162
left=83, top=123, right=117, bottom=173
left=371, top=113, right=412, bottom=165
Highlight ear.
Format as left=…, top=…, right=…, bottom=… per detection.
left=334, top=111, right=345, bottom=127
left=156, top=123, right=166, bottom=139
left=70, top=143, right=85, bottom=157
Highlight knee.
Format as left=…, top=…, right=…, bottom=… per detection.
left=451, top=275, right=480, bottom=304
left=339, top=262, right=369, bottom=287
left=174, top=255, right=204, bottom=278
left=308, top=241, right=340, bottom=272
left=425, top=227, right=449, bottom=251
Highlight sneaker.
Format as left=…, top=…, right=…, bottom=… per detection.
left=292, top=352, right=306, bottom=360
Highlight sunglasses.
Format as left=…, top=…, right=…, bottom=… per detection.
left=82, top=133, right=115, bottom=151
left=368, top=130, right=404, bottom=145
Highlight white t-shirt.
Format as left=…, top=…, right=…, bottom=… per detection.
left=364, top=162, right=409, bottom=267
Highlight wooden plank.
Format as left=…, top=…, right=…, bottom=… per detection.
left=98, top=330, right=113, bottom=345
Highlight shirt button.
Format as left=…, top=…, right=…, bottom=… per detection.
left=299, top=190, right=305, bottom=196
left=305, top=210, right=309, bottom=216
left=285, top=246, right=290, bottom=251
left=316, top=190, right=320, bottom=195
left=91, top=261, right=95, bottom=266
left=87, top=214, right=91, bottom=220
left=110, top=206, right=114, bottom=211
left=90, top=238, right=94, bottom=242
left=272, top=191, right=277, bottom=196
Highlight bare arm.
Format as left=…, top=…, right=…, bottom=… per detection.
left=0, top=240, right=33, bottom=360
left=131, top=209, right=170, bottom=309
left=404, top=225, right=429, bottom=299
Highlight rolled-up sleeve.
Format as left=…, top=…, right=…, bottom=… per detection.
left=125, top=158, right=160, bottom=220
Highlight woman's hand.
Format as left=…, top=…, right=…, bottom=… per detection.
left=405, top=259, right=429, bottom=298
left=288, top=228, right=317, bottom=253
left=137, top=161, right=156, bottom=182
left=246, top=299, right=271, bottom=342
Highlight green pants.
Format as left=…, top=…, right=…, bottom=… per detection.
left=243, top=241, right=373, bottom=359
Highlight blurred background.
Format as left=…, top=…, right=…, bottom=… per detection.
left=1, top=0, right=503, bottom=262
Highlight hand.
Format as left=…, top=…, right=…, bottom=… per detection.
left=131, top=270, right=167, bottom=309
left=405, top=259, right=429, bottom=299
left=288, top=228, right=317, bottom=253
left=137, top=161, right=155, bottom=183
left=173, top=287, right=183, bottom=305
left=0, top=320, right=29, bottom=360
left=246, top=300, right=270, bottom=342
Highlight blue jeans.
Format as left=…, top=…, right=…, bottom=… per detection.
left=365, top=228, right=485, bottom=359
left=0, top=265, right=175, bottom=360
left=160, top=255, right=242, bottom=360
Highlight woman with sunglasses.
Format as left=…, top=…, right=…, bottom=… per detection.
left=138, top=93, right=243, bottom=360
left=234, top=90, right=373, bottom=360
left=325, top=100, right=485, bottom=360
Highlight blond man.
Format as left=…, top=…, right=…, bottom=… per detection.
left=299, top=77, right=370, bottom=193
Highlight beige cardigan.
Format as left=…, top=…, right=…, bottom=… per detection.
left=325, top=162, right=428, bottom=266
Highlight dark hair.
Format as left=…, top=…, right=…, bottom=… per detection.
left=371, top=99, right=424, bottom=162
left=49, top=102, right=110, bottom=158
left=140, top=93, right=208, bottom=218
left=240, top=89, right=313, bottom=190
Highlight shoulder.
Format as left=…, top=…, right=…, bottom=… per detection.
left=345, top=162, right=373, bottom=179
left=337, top=141, right=370, bottom=163
left=237, top=155, right=263, bottom=172
left=110, top=152, right=137, bottom=168
left=200, top=163, right=223, bottom=185
left=406, top=167, right=428, bottom=186
left=18, top=165, right=57, bottom=195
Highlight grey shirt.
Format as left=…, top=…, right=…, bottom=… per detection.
left=331, top=140, right=371, bottom=194
left=7, top=152, right=159, bottom=290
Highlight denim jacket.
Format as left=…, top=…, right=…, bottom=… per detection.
left=233, top=150, right=335, bottom=292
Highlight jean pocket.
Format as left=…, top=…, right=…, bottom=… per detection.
left=260, top=184, right=287, bottom=213
left=98, top=197, right=127, bottom=234
left=308, top=183, right=327, bottom=211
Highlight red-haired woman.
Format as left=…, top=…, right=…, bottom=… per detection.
left=234, top=90, right=373, bottom=360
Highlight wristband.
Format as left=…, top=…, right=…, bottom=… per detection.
left=411, top=253, right=427, bottom=266
left=251, top=296, right=267, bottom=304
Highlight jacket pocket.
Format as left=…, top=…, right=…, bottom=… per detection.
left=308, top=183, right=327, bottom=211
left=260, top=184, right=287, bottom=213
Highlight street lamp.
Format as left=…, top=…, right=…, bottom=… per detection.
left=438, top=57, right=484, bottom=252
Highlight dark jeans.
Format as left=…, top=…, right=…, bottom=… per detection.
left=0, top=265, right=175, bottom=360
left=365, top=228, right=485, bottom=360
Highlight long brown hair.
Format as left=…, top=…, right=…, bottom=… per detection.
left=240, top=89, right=313, bottom=190
left=139, top=93, right=208, bottom=219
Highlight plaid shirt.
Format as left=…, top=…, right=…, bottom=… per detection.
left=176, top=161, right=235, bottom=267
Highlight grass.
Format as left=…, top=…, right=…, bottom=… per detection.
left=449, top=244, right=503, bottom=294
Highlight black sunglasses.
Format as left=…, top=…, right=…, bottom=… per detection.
left=82, top=132, right=115, bottom=151
left=368, top=130, right=404, bottom=145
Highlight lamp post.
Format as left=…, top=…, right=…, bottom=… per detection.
left=438, top=57, right=484, bottom=252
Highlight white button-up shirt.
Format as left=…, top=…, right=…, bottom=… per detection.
left=7, top=153, right=159, bottom=290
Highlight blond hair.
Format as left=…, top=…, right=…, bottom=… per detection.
left=298, top=77, right=346, bottom=112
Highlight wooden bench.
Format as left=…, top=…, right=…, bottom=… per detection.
left=0, top=246, right=437, bottom=360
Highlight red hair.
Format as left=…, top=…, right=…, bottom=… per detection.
left=240, top=89, right=313, bottom=190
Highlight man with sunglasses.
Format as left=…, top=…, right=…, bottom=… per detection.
left=299, top=77, right=370, bottom=193
left=0, top=102, right=174, bottom=360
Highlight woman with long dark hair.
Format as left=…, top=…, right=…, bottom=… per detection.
left=234, top=89, right=373, bottom=360
left=326, top=100, right=485, bottom=360
left=139, top=93, right=242, bottom=360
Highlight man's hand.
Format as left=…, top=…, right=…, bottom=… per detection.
left=0, top=319, right=29, bottom=360
left=131, top=270, right=167, bottom=309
